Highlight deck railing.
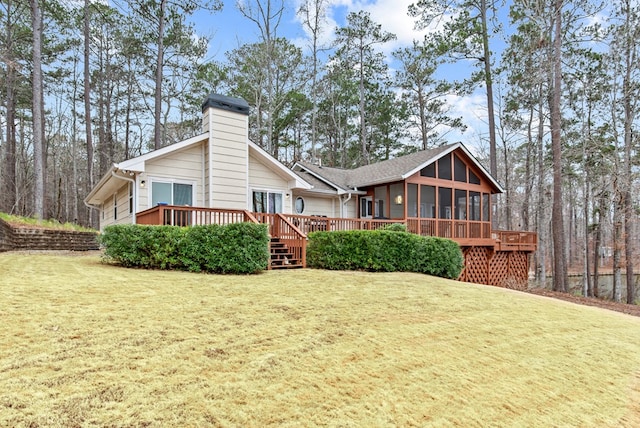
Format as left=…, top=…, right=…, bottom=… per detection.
left=134, top=205, right=536, bottom=252
left=405, top=218, right=492, bottom=241
left=492, top=230, right=538, bottom=252
left=254, top=213, right=307, bottom=268
left=136, top=205, right=257, bottom=227
left=280, top=214, right=400, bottom=234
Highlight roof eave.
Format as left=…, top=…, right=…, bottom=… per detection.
left=400, top=142, right=504, bottom=194
left=249, top=142, right=312, bottom=190
left=292, top=162, right=350, bottom=193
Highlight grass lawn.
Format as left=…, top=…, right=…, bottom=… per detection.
left=1, top=252, right=640, bottom=427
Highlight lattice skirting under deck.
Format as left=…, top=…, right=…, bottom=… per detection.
left=459, top=247, right=530, bottom=289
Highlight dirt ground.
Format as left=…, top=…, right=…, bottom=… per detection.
left=526, top=288, right=640, bottom=318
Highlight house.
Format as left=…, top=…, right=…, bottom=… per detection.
left=85, top=94, right=536, bottom=287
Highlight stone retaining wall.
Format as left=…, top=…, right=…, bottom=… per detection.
left=0, top=218, right=13, bottom=252
left=0, top=218, right=99, bottom=252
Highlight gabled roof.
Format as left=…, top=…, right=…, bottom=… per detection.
left=292, top=162, right=355, bottom=194
left=293, top=142, right=504, bottom=193
left=85, top=132, right=312, bottom=207
left=84, top=133, right=210, bottom=206
left=248, top=140, right=311, bottom=190
left=117, top=133, right=209, bottom=172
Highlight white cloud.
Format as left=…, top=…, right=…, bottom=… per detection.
left=443, top=91, right=491, bottom=148
left=291, top=0, right=427, bottom=57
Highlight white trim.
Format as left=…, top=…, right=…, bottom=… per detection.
left=402, top=143, right=504, bottom=193
left=201, top=143, right=206, bottom=207
left=147, top=176, right=197, bottom=208
left=294, top=196, right=305, bottom=214
left=245, top=117, right=251, bottom=209
left=292, top=162, right=348, bottom=194
left=249, top=141, right=311, bottom=190
left=116, top=133, right=209, bottom=172
left=251, top=188, right=285, bottom=213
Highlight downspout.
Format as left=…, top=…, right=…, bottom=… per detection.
left=341, top=192, right=353, bottom=218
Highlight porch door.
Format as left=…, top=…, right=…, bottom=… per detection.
left=360, top=196, right=373, bottom=218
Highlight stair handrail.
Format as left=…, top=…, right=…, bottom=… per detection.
left=275, top=213, right=307, bottom=239
left=243, top=210, right=260, bottom=224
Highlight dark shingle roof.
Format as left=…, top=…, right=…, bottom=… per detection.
left=346, top=144, right=455, bottom=187
left=296, top=144, right=456, bottom=189
left=294, top=142, right=503, bottom=194
left=291, top=169, right=336, bottom=192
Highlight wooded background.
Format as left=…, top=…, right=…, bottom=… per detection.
left=0, top=0, right=638, bottom=301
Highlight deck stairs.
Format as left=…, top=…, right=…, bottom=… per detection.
left=270, top=238, right=303, bottom=269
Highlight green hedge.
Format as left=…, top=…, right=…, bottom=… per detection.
left=100, top=223, right=270, bottom=274
left=306, top=230, right=463, bottom=279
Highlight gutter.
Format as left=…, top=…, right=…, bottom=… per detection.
left=341, top=192, right=353, bottom=218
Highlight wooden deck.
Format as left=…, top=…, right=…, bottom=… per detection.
left=134, top=205, right=539, bottom=286
left=135, top=205, right=537, bottom=253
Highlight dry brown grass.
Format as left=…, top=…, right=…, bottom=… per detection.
left=1, top=252, right=640, bottom=427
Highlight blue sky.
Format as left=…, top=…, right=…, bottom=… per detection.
left=189, top=0, right=492, bottom=150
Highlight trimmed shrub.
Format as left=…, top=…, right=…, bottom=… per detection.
left=307, top=230, right=463, bottom=279
left=382, top=223, right=407, bottom=232
left=100, top=223, right=269, bottom=274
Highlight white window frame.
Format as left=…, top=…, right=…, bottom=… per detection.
left=148, top=177, right=196, bottom=207
left=360, top=196, right=373, bottom=218
left=252, top=189, right=284, bottom=214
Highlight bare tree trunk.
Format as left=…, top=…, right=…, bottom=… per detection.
left=2, top=0, right=18, bottom=214
left=31, top=0, right=45, bottom=219
left=621, top=0, right=636, bottom=304
left=592, top=194, right=602, bottom=298
left=550, top=0, right=567, bottom=292
left=536, top=88, right=546, bottom=288
left=613, top=208, right=623, bottom=302
left=480, top=0, right=496, bottom=179
left=153, top=0, right=166, bottom=150
left=501, top=138, right=512, bottom=230
left=522, top=106, right=534, bottom=231
left=359, top=48, right=368, bottom=165
left=71, top=64, right=79, bottom=223
left=83, top=0, right=95, bottom=226
left=583, top=176, right=591, bottom=297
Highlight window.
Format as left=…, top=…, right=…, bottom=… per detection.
left=253, top=191, right=282, bottom=213
left=455, top=189, right=467, bottom=220
left=360, top=197, right=373, bottom=218
left=151, top=181, right=193, bottom=207
left=469, top=169, right=480, bottom=185
left=295, top=197, right=305, bottom=214
left=454, top=155, right=467, bottom=182
left=482, top=193, right=490, bottom=221
left=470, top=191, right=481, bottom=220
left=374, top=186, right=386, bottom=218
left=113, top=194, right=118, bottom=221
left=407, top=184, right=418, bottom=217
left=389, top=183, right=404, bottom=219
left=420, top=163, right=435, bottom=177
left=420, top=185, right=435, bottom=218
left=438, top=153, right=452, bottom=180
left=439, top=187, right=452, bottom=219
left=129, top=183, right=134, bottom=214
left=376, top=199, right=385, bottom=218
